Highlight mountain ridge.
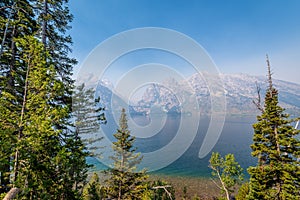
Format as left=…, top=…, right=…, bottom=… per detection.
left=95, top=73, right=300, bottom=116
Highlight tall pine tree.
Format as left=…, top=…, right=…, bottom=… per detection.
left=11, top=35, right=73, bottom=199
left=68, top=83, right=106, bottom=195
left=247, top=56, right=300, bottom=200
left=0, top=0, right=92, bottom=198
left=106, top=108, right=148, bottom=200
left=72, top=83, right=106, bottom=155
left=0, top=1, right=37, bottom=191
left=34, top=0, right=76, bottom=94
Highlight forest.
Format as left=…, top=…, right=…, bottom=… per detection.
left=0, top=1, right=299, bottom=200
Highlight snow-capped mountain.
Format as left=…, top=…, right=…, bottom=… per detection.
left=95, top=73, right=300, bottom=115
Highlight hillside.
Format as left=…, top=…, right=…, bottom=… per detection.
left=95, top=73, right=300, bottom=115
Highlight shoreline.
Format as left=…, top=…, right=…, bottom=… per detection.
left=148, top=174, right=220, bottom=199
left=89, top=170, right=222, bottom=199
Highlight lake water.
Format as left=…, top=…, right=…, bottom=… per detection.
left=87, top=113, right=257, bottom=178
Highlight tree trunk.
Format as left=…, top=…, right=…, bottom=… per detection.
left=2, top=22, right=17, bottom=190
left=0, top=2, right=16, bottom=58
left=217, top=170, right=230, bottom=200
left=274, top=126, right=281, bottom=156
left=13, top=56, right=31, bottom=184
left=118, top=181, right=122, bottom=200
left=0, top=160, right=10, bottom=192
left=42, top=0, right=48, bottom=47
left=3, top=187, right=20, bottom=200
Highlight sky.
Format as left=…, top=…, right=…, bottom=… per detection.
left=68, top=0, right=300, bottom=84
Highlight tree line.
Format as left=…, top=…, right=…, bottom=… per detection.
left=0, top=1, right=173, bottom=199
left=1, top=0, right=299, bottom=199
left=0, top=0, right=90, bottom=199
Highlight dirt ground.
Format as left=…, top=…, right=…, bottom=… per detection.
left=91, top=171, right=226, bottom=199
left=149, top=175, right=221, bottom=199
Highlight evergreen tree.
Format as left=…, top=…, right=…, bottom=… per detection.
left=0, top=1, right=91, bottom=198
left=10, top=36, right=72, bottom=199
left=209, top=152, right=243, bottom=200
left=0, top=0, right=37, bottom=191
left=236, top=182, right=249, bottom=200
left=106, top=108, right=148, bottom=200
left=247, top=57, right=300, bottom=200
left=68, top=83, right=106, bottom=195
left=33, top=0, right=76, bottom=94
left=72, top=83, right=106, bottom=156
left=82, top=173, right=106, bottom=200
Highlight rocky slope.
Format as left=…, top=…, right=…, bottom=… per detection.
left=95, top=73, right=300, bottom=115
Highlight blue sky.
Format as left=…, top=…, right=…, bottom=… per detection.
left=69, top=0, right=300, bottom=84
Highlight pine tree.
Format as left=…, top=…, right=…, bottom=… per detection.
left=72, top=83, right=106, bottom=156
left=30, top=3, right=88, bottom=195
left=33, top=0, right=76, bottom=94
left=106, top=108, right=148, bottom=200
left=82, top=173, right=106, bottom=200
left=0, top=1, right=91, bottom=198
left=0, top=0, right=37, bottom=191
left=209, top=152, right=243, bottom=200
left=68, top=83, right=106, bottom=195
left=247, top=56, right=300, bottom=200
left=236, top=182, right=249, bottom=200
left=9, top=36, right=72, bottom=198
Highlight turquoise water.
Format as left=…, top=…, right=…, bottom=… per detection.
left=87, top=114, right=257, bottom=177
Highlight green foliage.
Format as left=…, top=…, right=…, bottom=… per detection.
left=236, top=182, right=249, bottom=200
left=191, top=194, right=200, bottom=200
left=68, top=83, right=106, bottom=196
left=0, top=0, right=38, bottom=192
left=34, top=0, right=77, bottom=89
left=247, top=61, right=300, bottom=200
left=105, top=108, right=148, bottom=199
left=209, top=152, right=243, bottom=200
left=8, top=36, right=74, bottom=199
left=0, top=192, right=6, bottom=199
left=82, top=173, right=106, bottom=200
left=0, top=1, right=91, bottom=199
left=72, top=83, right=106, bottom=157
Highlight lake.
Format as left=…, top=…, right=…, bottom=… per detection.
left=87, top=113, right=257, bottom=178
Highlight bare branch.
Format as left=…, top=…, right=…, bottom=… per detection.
left=266, top=54, right=274, bottom=98
left=253, top=82, right=264, bottom=112
left=152, top=185, right=173, bottom=200
left=0, top=6, right=12, bottom=10
left=295, top=120, right=299, bottom=129
left=0, top=2, right=16, bottom=59
left=216, top=170, right=230, bottom=200
left=210, top=178, right=222, bottom=190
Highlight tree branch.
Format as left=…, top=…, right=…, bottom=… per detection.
left=210, top=178, right=222, bottom=190
left=3, top=187, right=20, bottom=200
left=253, top=82, right=264, bottom=112
left=266, top=54, right=273, bottom=93
left=216, top=170, right=230, bottom=200
left=152, top=185, right=173, bottom=200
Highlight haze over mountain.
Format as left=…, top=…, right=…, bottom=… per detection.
left=95, top=73, right=300, bottom=116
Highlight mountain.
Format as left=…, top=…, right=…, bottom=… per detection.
left=95, top=73, right=300, bottom=116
